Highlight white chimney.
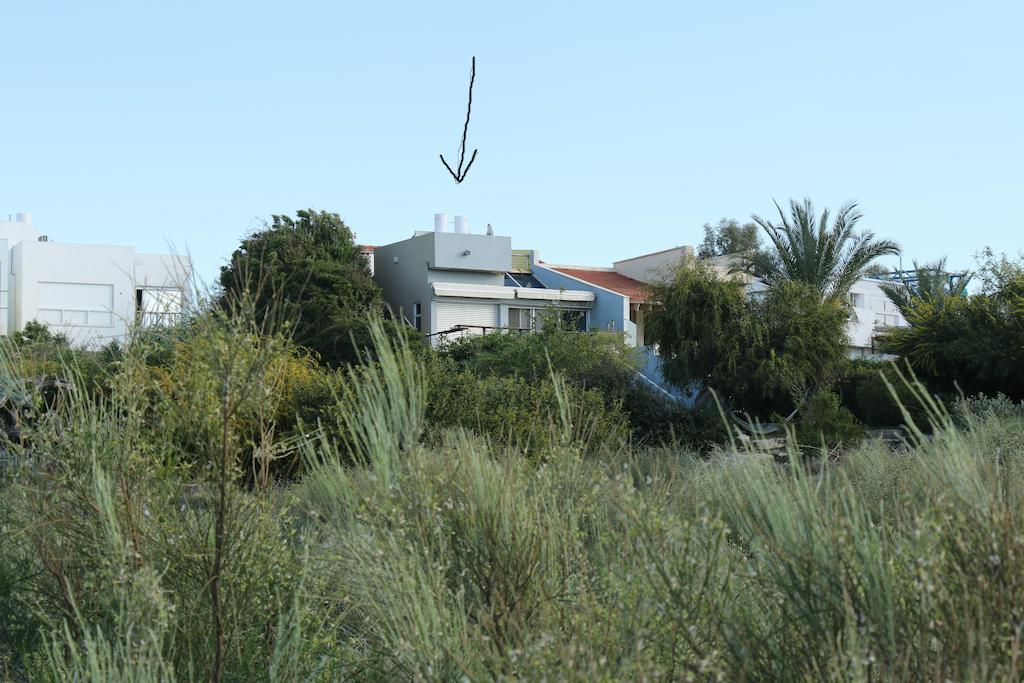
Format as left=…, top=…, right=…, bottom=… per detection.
left=434, top=213, right=447, bottom=233
left=454, top=215, right=469, bottom=234
left=15, top=212, right=31, bottom=226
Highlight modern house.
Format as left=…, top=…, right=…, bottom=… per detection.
left=372, top=214, right=594, bottom=345
left=1, top=212, right=192, bottom=346
left=371, top=211, right=908, bottom=402
left=530, top=246, right=695, bottom=348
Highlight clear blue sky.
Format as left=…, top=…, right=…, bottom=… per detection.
left=2, top=1, right=1022, bottom=284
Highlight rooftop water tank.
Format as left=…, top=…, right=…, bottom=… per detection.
left=454, top=215, right=469, bottom=234
left=434, top=213, right=447, bottom=233
left=15, top=212, right=31, bottom=226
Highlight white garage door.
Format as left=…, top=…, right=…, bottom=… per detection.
left=434, top=301, right=497, bottom=339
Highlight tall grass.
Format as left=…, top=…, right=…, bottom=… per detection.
left=2, top=308, right=1024, bottom=680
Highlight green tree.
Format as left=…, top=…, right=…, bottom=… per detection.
left=697, top=218, right=761, bottom=259
left=646, top=261, right=849, bottom=416
left=737, top=198, right=900, bottom=299
left=877, top=252, right=1024, bottom=399
left=218, top=209, right=382, bottom=366
left=880, top=257, right=971, bottom=318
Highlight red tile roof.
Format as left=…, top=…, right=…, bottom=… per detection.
left=550, top=267, right=652, bottom=302
left=359, top=245, right=377, bottom=252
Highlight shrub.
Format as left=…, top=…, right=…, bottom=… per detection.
left=425, top=355, right=628, bottom=459
left=792, top=390, right=865, bottom=450
left=836, top=359, right=928, bottom=428
left=439, top=328, right=692, bottom=444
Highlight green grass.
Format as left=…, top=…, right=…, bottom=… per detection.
left=3, top=313, right=1024, bottom=681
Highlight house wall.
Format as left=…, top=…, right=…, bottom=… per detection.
left=3, top=226, right=190, bottom=346
left=530, top=256, right=633, bottom=343
left=847, top=278, right=906, bottom=354
left=430, top=232, right=512, bottom=272
left=1, top=218, right=43, bottom=335
left=135, top=253, right=193, bottom=289
left=373, top=232, right=513, bottom=334
left=11, top=241, right=138, bottom=346
left=613, top=246, right=693, bottom=284
left=372, top=234, right=436, bottom=329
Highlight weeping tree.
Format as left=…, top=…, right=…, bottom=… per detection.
left=736, top=198, right=900, bottom=299
left=646, top=260, right=849, bottom=418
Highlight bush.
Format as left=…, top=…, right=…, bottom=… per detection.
left=425, top=355, right=628, bottom=458
left=647, top=263, right=849, bottom=417
left=952, top=393, right=1024, bottom=425
left=439, top=328, right=695, bottom=445
left=836, top=360, right=928, bottom=428
left=8, top=302, right=1024, bottom=679
left=792, top=390, right=865, bottom=450
left=877, top=251, right=1024, bottom=400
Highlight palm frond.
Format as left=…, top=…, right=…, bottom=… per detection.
left=743, top=197, right=900, bottom=299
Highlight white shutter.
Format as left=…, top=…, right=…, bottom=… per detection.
left=434, top=301, right=498, bottom=339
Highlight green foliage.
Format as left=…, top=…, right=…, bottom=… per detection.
left=645, top=260, right=750, bottom=392
left=217, top=209, right=382, bottom=367
left=425, top=355, right=628, bottom=458
left=697, top=217, right=761, bottom=259
left=737, top=197, right=900, bottom=298
left=880, top=256, right=971, bottom=318
left=10, top=320, right=70, bottom=348
left=7, top=292, right=1024, bottom=680
left=877, top=254, right=1024, bottom=400
left=836, top=359, right=926, bottom=428
left=1, top=324, right=117, bottom=409
left=792, top=390, right=865, bottom=450
left=437, top=327, right=691, bottom=445
left=648, top=262, right=849, bottom=416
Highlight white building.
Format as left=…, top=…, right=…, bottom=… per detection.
left=1, top=213, right=192, bottom=346
left=372, top=214, right=594, bottom=345
left=843, top=277, right=907, bottom=358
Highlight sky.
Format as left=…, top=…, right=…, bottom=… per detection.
left=2, top=1, right=1022, bottom=285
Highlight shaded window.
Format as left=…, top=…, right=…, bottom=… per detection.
left=560, top=310, right=587, bottom=332
left=508, top=307, right=535, bottom=330
left=412, top=302, right=423, bottom=332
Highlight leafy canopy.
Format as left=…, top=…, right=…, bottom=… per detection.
left=877, top=251, right=1024, bottom=400
left=218, top=209, right=382, bottom=366
left=647, top=260, right=849, bottom=416
left=737, top=198, right=900, bottom=299
left=697, top=218, right=761, bottom=259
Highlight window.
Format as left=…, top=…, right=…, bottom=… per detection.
left=849, top=293, right=865, bottom=308
left=559, top=309, right=587, bottom=332
left=412, top=302, right=422, bottom=332
left=508, top=307, right=534, bottom=331
left=136, top=288, right=184, bottom=327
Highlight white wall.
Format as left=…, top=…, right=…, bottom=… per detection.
left=846, top=278, right=906, bottom=351
left=5, top=231, right=191, bottom=346
left=613, top=246, right=693, bottom=284
left=0, top=217, right=43, bottom=335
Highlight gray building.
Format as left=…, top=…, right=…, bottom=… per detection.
left=372, top=214, right=594, bottom=344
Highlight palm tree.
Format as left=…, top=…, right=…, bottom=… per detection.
left=880, top=257, right=972, bottom=317
left=734, top=198, right=900, bottom=299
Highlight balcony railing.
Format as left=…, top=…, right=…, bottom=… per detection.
left=138, top=311, right=185, bottom=327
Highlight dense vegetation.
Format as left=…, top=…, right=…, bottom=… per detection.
left=3, top=308, right=1024, bottom=681
left=218, top=209, right=383, bottom=367
left=2, top=204, right=1022, bottom=680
